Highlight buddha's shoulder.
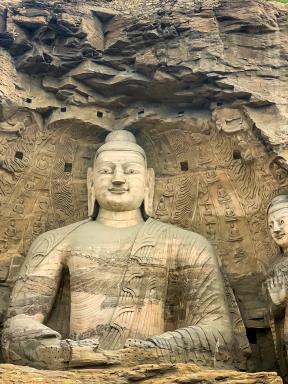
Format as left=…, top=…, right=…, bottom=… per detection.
left=28, top=219, right=90, bottom=255
left=147, top=218, right=211, bottom=246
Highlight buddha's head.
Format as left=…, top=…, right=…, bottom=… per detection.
left=268, top=194, right=288, bottom=249
left=87, top=130, right=154, bottom=218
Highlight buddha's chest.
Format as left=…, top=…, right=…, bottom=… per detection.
left=66, top=246, right=169, bottom=343
left=66, top=245, right=169, bottom=303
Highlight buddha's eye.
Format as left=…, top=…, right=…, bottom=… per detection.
left=126, top=168, right=137, bottom=174
left=269, top=223, right=273, bottom=228
left=99, top=168, right=112, bottom=174
left=280, top=219, right=285, bottom=225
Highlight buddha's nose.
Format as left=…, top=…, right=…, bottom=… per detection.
left=112, top=169, right=125, bottom=185
left=273, top=222, right=280, bottom=232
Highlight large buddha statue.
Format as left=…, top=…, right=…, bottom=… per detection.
left=2, top=130, right=247, bottom=370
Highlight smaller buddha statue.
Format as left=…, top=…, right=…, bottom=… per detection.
left=266, top=194, right=288, bottom=377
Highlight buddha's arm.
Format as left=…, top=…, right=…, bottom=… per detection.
left=147, top=237, right=233, bottom=364
left=1, top=231, right=69, bottom=369
left=2, top=231, right=121, bottom=370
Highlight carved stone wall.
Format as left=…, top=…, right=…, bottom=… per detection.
left=0, top=0, right=287, bottom=373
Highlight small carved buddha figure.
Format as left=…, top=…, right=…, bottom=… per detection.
left=225, top=206, right=236, bottom=222
left=266, top=194, right=288, bottom=377
left=5, top=220, right=16, bottom=238
left=12, top=198, right=24, bottom=215
left=163, top=179, right=174, bottom=198
left=2, top=130, right=247, bottom=370
left=155, top=196, right=169, bottom=219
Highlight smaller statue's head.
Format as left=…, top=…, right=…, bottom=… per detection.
left=268, top=194, right=288, bottom=249
left=87, top=130, right=154, bottom=218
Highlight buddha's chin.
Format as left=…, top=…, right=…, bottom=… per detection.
left=100, top=197, right=142, bottom=212
left=273, top=235, right=288, bottom=249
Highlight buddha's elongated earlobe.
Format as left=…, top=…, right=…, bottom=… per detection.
left=87, top=167, right=97, bottom=218
left=144, top=168, right=155, bottom=218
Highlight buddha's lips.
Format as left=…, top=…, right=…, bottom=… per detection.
left=273, top=233, right=285, bottom=239
left=108, top=187, right=129, bottom=194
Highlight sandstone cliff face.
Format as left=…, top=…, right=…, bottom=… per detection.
left=0, top=0, right=287, bottom=373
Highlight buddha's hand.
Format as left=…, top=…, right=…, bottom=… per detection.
left=68, top=338, right=99, bottom=351
left=68, top=339, right=122, bottom=368
left=266, top=273, right=287, bottom=305
left=124, top=338, right=156, bottom=348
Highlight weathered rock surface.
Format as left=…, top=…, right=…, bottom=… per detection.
left=0, top=363, right=283, bottom=384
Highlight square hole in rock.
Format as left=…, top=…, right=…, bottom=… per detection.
left=180, top=161, right=189, bottom=171
left=97, top=111, right=103, bottom=118
left=64, top=163, right=72, bottom=173
left=233, top=150, right=242, bottom=160
left=15, top=151, right=23, bottom=160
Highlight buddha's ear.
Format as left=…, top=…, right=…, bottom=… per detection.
left=87, top=167, right=97, bottom=218
left=144, top=167, right=155, bottom=218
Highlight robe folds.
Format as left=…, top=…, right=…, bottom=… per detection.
left=266, top=254, right=288, bottom=378
left=2, top=218, right=249, bottom=369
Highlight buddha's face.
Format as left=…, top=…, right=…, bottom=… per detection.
left=93, top=150, right=147, bottom=212
left=268, top=205, right=288, bottom=249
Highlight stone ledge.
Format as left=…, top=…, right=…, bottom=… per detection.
left=0, top=363, right=283, bottom=384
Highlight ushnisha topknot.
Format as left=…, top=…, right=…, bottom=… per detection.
left=95, top=130, right=146, bottom=163
left=268, top=193, right=288, bottom=214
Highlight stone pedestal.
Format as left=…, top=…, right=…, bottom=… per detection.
left=0, top=363, right=283, bottom=384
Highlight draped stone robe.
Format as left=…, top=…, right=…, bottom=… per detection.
left=266, top=254, right=288, bottom=378
left=2, top=218, right=246, bottom=369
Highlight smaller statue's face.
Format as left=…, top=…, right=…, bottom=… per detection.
left=268, top=206, right=288, bottom=249
left=93, top=150, right=146, bottom=212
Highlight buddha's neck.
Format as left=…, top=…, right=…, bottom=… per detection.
left=96, top=208, right=144, bottom=228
